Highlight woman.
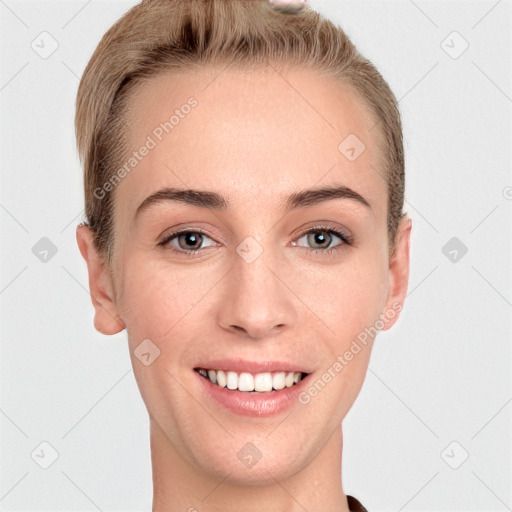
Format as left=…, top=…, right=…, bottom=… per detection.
left=75, top=1, right=412, bottom=510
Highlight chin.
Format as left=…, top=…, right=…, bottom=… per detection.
left=191, top=441, right=308, bottom=486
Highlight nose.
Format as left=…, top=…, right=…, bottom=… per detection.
left=216, top=242, right=297, bottom=340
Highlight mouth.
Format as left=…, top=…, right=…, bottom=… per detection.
left=194, top=368, right=309, bottom=393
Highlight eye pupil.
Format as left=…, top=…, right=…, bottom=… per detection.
left=180, top=232, right=202, bottom=250
left=309, top=231, right=330, bottom=248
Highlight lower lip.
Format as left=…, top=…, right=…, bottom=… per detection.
left=195, top=370, right=310, bottom=418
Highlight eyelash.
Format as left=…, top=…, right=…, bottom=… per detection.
left=157, top=226, right=353, bottom=257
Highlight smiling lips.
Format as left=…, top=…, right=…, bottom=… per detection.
left=194, top=359, right=311, bottom=417
left=196, top=368, right=306, bottom=392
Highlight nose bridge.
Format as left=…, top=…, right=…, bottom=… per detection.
left=217, top=235, right=297, bottom=339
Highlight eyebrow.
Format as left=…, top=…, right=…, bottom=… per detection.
left=134, top=184, right=372, bottom=220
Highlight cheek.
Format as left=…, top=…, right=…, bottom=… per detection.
left=299, top=260, right=387, bottom=424
left=312, top=253, right=389, bottom=341
left=116, top=254, right=208, bottom=340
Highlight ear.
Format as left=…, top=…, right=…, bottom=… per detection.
left=76, top=224, right=125, bottom=335
left=380, top=215, right=412, bottom=331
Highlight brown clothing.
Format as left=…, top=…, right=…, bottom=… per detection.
left=347, top=495, right=368, bottom=512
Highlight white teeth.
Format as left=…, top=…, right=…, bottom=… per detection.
left=272, top=372, right=286, bottom=390
left=216, top=370, right=226, bottom=388
left=226, top=371, right=238, bottom=390
left=207, top=370, right=217, bottom=384
left=238, top=372, right=255, bottom=392
left=198, top=369, right=305, bottom=392
left=254, top=372, right=273, bottom=392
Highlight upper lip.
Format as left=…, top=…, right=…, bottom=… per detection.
left=194, top=358, right=311, bottom=374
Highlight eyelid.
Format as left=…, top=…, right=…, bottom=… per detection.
left=158, top=225, right=220, bottom=246
left=294, top=223, right=353, bottom=244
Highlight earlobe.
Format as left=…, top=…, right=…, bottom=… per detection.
left=380, top=216, right=412, bottom=331
left=76, top=224, right=125, bottom=335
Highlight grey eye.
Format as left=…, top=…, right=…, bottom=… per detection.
left=294, top=230, right=343, bottom=250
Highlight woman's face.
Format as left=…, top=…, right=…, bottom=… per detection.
left=79, top=65, right=411, bottom=484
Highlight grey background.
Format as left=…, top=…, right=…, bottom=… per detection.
left=1, top=0, right=510, bottom=510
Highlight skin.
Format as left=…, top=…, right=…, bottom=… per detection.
left=77, top=64, right=412, bottom=512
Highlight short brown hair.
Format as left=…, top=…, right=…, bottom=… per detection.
left=75, top=0, right=405, bottom=265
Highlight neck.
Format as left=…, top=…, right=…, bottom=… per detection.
left=150, top=419, right=351, bottom=512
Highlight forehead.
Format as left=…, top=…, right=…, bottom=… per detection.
left=117, top=65, right=386, bottom=216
